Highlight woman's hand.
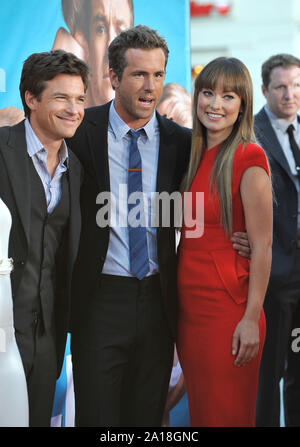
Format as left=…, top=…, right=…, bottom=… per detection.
left=232, top=318, right=260, bottom=367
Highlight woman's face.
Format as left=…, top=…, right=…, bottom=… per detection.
left=197, top=81, right=242, bottom=145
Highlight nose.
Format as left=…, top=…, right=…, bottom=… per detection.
left=284, top=86, right=293, bottom=100
left=108, top=23, right=118, bottom=44
left=66, top=99, right=80, bottom=115
left=211, top=95, right=222, bottom=110
left=104, top=24, right=118, bottom=65
left=144, top=75, right=155, bottom=92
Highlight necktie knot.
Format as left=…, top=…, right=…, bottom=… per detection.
left=287, top=124, right=295, bottom=137
left=128, top=129, right=143, bottom=142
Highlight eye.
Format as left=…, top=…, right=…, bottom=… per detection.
left=96, top=24, right=105, bottom=35
left=224, top=94, right=234, bottom=100
left=202, top=90, right=212, bottom=96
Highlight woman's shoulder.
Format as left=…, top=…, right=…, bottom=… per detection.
left=234, top=141, right=268, bottom=167
left=235, top=141, right=266, bottom=158
left=233, top=141, right=269, bottom=187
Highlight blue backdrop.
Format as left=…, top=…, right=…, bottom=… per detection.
left=0, top=0, right=191, bottom=108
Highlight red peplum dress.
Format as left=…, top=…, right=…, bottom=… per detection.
left=177, top=142, right=269, bottom=427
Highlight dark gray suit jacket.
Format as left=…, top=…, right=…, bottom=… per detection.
left=254, top=107, right=299, bottom=285
left=0, top=120, right=83, bottom=372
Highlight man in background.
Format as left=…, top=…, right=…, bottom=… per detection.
left=255, top=53, right=300, bottom=427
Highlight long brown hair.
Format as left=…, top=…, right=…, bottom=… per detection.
left=181, top=57, right=256, bottom=235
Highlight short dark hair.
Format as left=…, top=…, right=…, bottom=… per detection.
left=61, top=0, right=134, bottom=39
left=20, top=49, right=89, bottom=117
left=108, top=25, right=169, bottom=80
left=262, top=53, right=300, bottom=89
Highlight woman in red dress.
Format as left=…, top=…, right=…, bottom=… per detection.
left=177, top=57, right=273, bottom=427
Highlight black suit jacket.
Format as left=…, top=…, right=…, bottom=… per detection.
left=67, top=102, right=191, bottom=340
left=254, top=107, right=299, bottom=285
left=0, top=120, right=83, bottom=371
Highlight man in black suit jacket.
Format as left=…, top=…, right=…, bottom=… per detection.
left=254, top=54, right=300, bottom=426
left=0, top=50, right=88, bottom=426
left=68, top=25, right=191, bottom=427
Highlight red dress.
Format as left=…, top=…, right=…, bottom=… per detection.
left=177, top=142, right=269, bottom=427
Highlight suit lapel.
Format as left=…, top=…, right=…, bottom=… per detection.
left=67, top=151, right=82, bottom=275
left=156, top=113, right=177, bottom=194
left=1, top=121, right=31, bottom=244
left=84, top=103, right=111, bottom=193
left=255, top=108, right=295, bottom=184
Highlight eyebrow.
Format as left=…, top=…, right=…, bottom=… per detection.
left=51, top=91, right=86, bottom=99
left=92, top=13, right=129, bottom=26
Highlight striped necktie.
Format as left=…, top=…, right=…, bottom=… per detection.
left=127, top=129, right=150, bottom=280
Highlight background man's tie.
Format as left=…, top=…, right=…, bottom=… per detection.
left=127, top=129, right=150, bottom=280
left=287, top=124, right=300, bottom=183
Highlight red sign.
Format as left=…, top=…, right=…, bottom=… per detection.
left=190, top=1, right=231, bottom=17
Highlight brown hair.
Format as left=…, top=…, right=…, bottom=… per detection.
left=19, top=49, right=89, bottom=117
left=181, top=57, right=255, bottom=235
left=262, top=53, right=300, bottom=89
left=108, top=25, right=169, bottom=80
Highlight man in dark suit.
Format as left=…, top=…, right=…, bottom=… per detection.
left=254, top=54, right=300, bottom=426
left=0, top=50, right=88, bottom=426
left=68, top=25, right=249, bottom=427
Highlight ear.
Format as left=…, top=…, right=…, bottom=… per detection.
left=73, top=31, right=89, bottom=62
left=24, top=90, right=38, bottom=113
left=109, top=68, right=120, bottom=90
left=262, top=84, right=267, bottom=99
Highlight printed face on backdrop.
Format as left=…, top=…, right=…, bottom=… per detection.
left=262, top=65, right=300, bottom=122
left=25, top=74, right=85, bottom=143
left=85, top=0, right=133, bottom=107
left=197, top=82, right=242, bottom=146
left=109, top=47, right=166, bottom=129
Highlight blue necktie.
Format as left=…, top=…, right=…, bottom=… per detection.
left=127, top=129, right=150, bottom=280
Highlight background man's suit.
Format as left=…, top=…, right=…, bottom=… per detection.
left=255, top=107, right=300, bottom=426
left=0, top=120, right=82, bottom=425
left=67, top=102, right=191, bottom=426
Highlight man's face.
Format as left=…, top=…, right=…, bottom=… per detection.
left=263, top=65, right=300, bottom=122
left=87, top=0, right=133, bottom=107
left=109, top=47, right=166, bottom=129
left=25, top=74, right=85, bottom=143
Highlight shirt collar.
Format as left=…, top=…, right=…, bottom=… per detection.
left=25, top=117, right=69, bottom=166
left=264, top=105, right=299, bottom=133
left=109, top=100, right=158, bottom=141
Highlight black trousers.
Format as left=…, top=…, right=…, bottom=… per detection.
left=256, top=250, right=300, bottom=427
left=71, top=274, right=174, bottom=427
left=15, top=315, right=57, bottom=427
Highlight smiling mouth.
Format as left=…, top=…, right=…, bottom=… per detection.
left=57, top=117, right=78, bottom=124
left=206, top=112, right=224, bottom=119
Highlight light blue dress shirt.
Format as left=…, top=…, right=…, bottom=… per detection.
left=265, top=106, right=300, bottom=228
left=25, top=118, right=69, bottom=214
left=102, top=101, right=160, bottom=277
